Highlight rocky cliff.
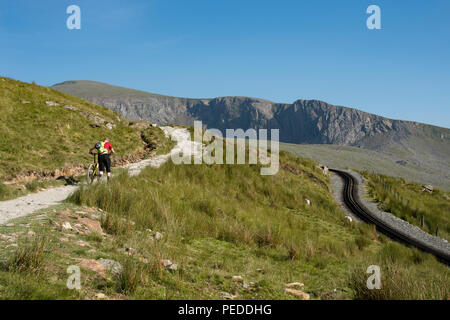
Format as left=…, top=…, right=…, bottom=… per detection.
left=52, top=81, right=449, bottom=153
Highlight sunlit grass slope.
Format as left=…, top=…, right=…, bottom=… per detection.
left=63, top=152, right=449, bottom=299
left=0, top=77, right=144, bottom=180
left=363, top=172, right=450, bottom=241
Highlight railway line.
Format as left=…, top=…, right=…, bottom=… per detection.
left=331, top=169, right=450, bottom=265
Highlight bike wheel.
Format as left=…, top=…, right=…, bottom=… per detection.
left=87, top=164, right=95, bottom=184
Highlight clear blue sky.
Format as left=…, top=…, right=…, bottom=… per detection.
left=1, top=0, right=449, bottom=128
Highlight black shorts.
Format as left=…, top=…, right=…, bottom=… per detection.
left=98, top=154, right=111, bottom=173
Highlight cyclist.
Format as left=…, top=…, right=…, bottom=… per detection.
left=89, top=138, right=115, bottom=181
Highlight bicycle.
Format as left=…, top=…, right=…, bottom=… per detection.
left=86, top=153, right=99, bottom=184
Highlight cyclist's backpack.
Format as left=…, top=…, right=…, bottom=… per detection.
left=95, top=141, right=102, bottom=150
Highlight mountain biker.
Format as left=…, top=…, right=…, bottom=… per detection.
left=89, top=138, right=115, bottom=181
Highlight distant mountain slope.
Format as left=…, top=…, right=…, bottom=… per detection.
left=52, top=80, right=204, bottom=125
left=52, top=80, right=449, bottom=142
left=52, top=80, right=450, bottom=189
left=280, top=143, right=450, bottom=190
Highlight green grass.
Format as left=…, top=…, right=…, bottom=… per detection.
left=0, top=116, right=448, bottom=299
left=0, top=77, right=166, bottom=181
left=348, top=242, right=449, bottom=300
left=362, top=172, right=450, bottom=241
left=60, top=151, right=449, bottom=299
left=0, top=76, right=174, bottom=200
left=140, top=125, right=176, bottom=156
left=0, top=153, right=448, bottom=299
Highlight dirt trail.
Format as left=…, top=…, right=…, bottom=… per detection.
left=0, top=126, right=200, bottom=225
left=123, top=126, right=202, bottom=176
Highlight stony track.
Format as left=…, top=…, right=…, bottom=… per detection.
left=0, top=126, right=198, bottom=225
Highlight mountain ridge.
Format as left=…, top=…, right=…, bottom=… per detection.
left=51, top=80, right=449, bottom=145
left=52, top=80, right=450, bottom=189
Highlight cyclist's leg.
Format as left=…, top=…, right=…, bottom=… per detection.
left=98, top=155, right=106, bottom=181
left=105, top=155, right=112, bottom=181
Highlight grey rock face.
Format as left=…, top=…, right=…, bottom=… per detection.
left=52, top=81, right=449, bottom=151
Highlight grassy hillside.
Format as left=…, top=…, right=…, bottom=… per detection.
left=280, top=143, right=450, bottom=190
left=0, top=77, right=174, bottom=197
left=0, top=151, right=446, bottom=300
left=0, top=77, right=137, bottom=178
left=363, top=172, right=450, bottom=242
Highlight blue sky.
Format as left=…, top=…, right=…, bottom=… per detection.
left=1, top=0, right=449, bottom=128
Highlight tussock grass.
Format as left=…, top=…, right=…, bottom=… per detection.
left=70, top=153, right=343, bottom=257
left=66, top=151, right=449, bottom=299
left=7, top=237, right=47, bottom=273
left=363, top=172, right=450, bottom=241
left=349, top=243, right=449, bottom=300
left=116, top=258, right=145, bottom=295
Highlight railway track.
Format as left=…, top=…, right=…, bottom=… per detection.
left=331, top=169, right=450, bottom=265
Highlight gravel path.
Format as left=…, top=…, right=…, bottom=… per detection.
left=0, top=126, right=196, bottom=225
left=123, top=126, right=202, bottom=176
left=332, top=169, right=450, bottom=257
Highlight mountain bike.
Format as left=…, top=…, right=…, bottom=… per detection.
left=87, top=153, right=99, bottom=184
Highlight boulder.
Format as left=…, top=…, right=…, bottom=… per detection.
left=105, top=123, right=116, bottom=130
left=97, top=259, right=123, bottom=276
left=78, top=217, right=103, bottom=234
left=167, top=264, right=178, bottom=271
left=79, top=259, right=108, bottom=277
left=95, top=293, right=106, bottom=299
left=161, top=259, right=172, bottom=268
left=81, top=111, right=105, bottom=124
left=62, top=222, right=73, bottom=230
left=45, top=101, right=60, bottom=107
left=161, top=259, right=178, bottom=271
left=63, top=105, right=78, bottom=111
left=284, top=288, right=310, bottom=300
